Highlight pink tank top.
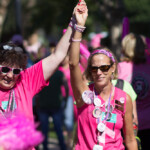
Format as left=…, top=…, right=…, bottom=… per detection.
left=75, top=85, right=126, bottom=150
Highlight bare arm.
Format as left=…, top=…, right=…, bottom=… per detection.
left=123, top=94, right=138, bottom=150
left=132, top=100, right=138, bottom=127
left=69, top=0, right=89, bottom=108
left=42, top=26, right=73, bottom=81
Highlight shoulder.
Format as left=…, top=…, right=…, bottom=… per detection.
left=125, top=93, right=133, bottom=113
left=115, top=87, right=127, bottom=105
left=115, top=87, right=126, bottom=96
left=112, top=79, right=117, bottom=86
left=123, top=80, right=133, bottom=91
left=119, top=61, right=133, bottom=66
left=114, top=87, right=127, bottom=114
left=123, top=80, right=134, bottom=91
left=114, top=87, right=127, bottom=103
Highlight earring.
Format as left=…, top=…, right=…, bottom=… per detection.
left=111, top=72, right=114, bottom=80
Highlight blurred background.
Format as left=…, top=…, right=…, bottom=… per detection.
left=1, top=1, right=150, bottom=150
left=1, top=0, right=150, bottom=59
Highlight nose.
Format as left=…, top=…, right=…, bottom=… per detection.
left=6, top=71, right=14, bottom=78
left=96, top=68, right=102, bottom=74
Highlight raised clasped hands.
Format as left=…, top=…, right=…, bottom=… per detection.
left=74, top=0, right=88, bottom=26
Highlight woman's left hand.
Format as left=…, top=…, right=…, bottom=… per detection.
left=74, top=0, right=88, bottom=26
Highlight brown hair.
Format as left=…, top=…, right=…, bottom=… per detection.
left=0, top=42, right=27, bottom=69
left=84, top=47, right=118, bottom=81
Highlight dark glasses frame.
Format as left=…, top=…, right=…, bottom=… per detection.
left=0, top=65, right=22, bottom=75
left=90, top=64, right=113, bottom=72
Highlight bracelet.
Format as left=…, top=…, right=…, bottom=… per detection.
left=74, top=24, right=86, bottom=33
left=69, top=21, right=73, bottom=28
left=69, top=17, right=77, bottom=28
left=72, top=38, right=82, bottom=42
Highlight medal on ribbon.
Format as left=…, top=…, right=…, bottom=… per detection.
left=82, top=90, right=94, bottom=104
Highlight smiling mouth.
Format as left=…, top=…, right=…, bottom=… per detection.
left=3, top=79, right=12, bottom=84
left=97, top=77, right=104, bottom=80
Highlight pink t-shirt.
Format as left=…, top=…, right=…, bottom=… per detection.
left=59, top=66, right=73, bottom=97
left=59, top=65, right=85, bottom=121
left=59, top=65, right=85, bottom=97
left=118, top=61, right=133, bottom=83
left=75, top=85, right=126, bottom=150
left=118, top=61, right=150, bottom=130
left=0, top=60, right=49, bottom=121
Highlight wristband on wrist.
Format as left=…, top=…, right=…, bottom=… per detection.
left=69, top=21, right=73, bottom=28
left=72, top=38, right=82, bottom=42
left=69, top=17, right=77, bottom=28
left=74, top=24, right=86, bottom=33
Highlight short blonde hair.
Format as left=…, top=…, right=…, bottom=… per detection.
left=121, top=33, right=146, bottom=64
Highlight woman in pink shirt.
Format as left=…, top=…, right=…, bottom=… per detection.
left=0, top=2, right=87, bottom=149
left=118, top=33, right=150, bottom=150
left=68, top=1, right=137, bottom=149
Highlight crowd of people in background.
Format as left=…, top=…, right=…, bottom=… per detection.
left=0, top=0, right=150, bottom=150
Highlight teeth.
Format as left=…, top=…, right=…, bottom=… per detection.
left=4, top=79, right=11, bottom=84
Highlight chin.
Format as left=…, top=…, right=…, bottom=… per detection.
left=94, top=80, right=105, bottom=86
left=0, top=83, right=15, bottom=90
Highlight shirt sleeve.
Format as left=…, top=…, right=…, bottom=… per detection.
left=21, top=60, right=49, bottom=96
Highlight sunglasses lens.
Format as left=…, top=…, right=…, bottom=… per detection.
left=91, top=67, right=98, bottom=72
left=100, top=65, right=110, bottom=72
left=13, top=69, right=21, bottom=75
left=91, top=65, right=111, bottom=72
left=1, top=67, right=10, bottom=73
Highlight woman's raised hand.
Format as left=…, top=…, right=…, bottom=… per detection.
left=74, top=0, right=88, bottom=26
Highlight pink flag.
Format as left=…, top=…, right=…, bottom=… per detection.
left=122, top=17, right=129, bottom=39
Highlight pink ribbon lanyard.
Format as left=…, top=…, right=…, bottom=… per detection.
left=103, top=87, right=113, bottom=121
left=94, top=86, right=113, bottom=121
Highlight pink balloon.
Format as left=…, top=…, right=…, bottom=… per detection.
left=90, top=34, right=102, bottom=48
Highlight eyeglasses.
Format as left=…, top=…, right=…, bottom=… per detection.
left=0, top=44, right=23, bottom=53
left=0, top=65, right=22, bottom=75
left=90, top=64, right=112, bottom=72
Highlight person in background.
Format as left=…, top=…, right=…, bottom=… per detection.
left=11, top=34, right=34, bottom=68
left=59, top=29, right=88, bottom=150
left=68, top=1, right=137, bottom=149
left=35, top=41, right=68, bottom=150
left=59, top=54, right=74, bottom=150
left=24, top=32, right=42, bottom=63
left=118, top=33, right=150, bottom=150
left=36, top=69, right=68, bottom=150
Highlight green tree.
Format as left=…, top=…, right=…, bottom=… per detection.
left=124, top=0, right=150, bottom=37
left=1, top=0, right=150, bottom=58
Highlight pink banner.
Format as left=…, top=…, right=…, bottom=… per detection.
left=122, top=17, right=129, bottom=40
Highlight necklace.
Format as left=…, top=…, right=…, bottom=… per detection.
left=93, top=85, right=114, bottom=149
left=0, top=89, right=16, bottom=118
left=93, top=86, right=114, bottom=121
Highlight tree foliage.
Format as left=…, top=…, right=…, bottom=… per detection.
left=1, top=0, right=150, bottom=44
left=124, top=0, right=150, bottom=22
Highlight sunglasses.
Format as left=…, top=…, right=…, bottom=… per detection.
left=1, top=44, right=23, bottom=52
left=90, top=64, right=112, bottom=72
left=0, top=65, right=22, bottom=75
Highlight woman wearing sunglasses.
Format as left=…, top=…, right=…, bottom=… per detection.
left=0, top=2, right=88, bottom=149
left=69, top=2, right=137, bottom=149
